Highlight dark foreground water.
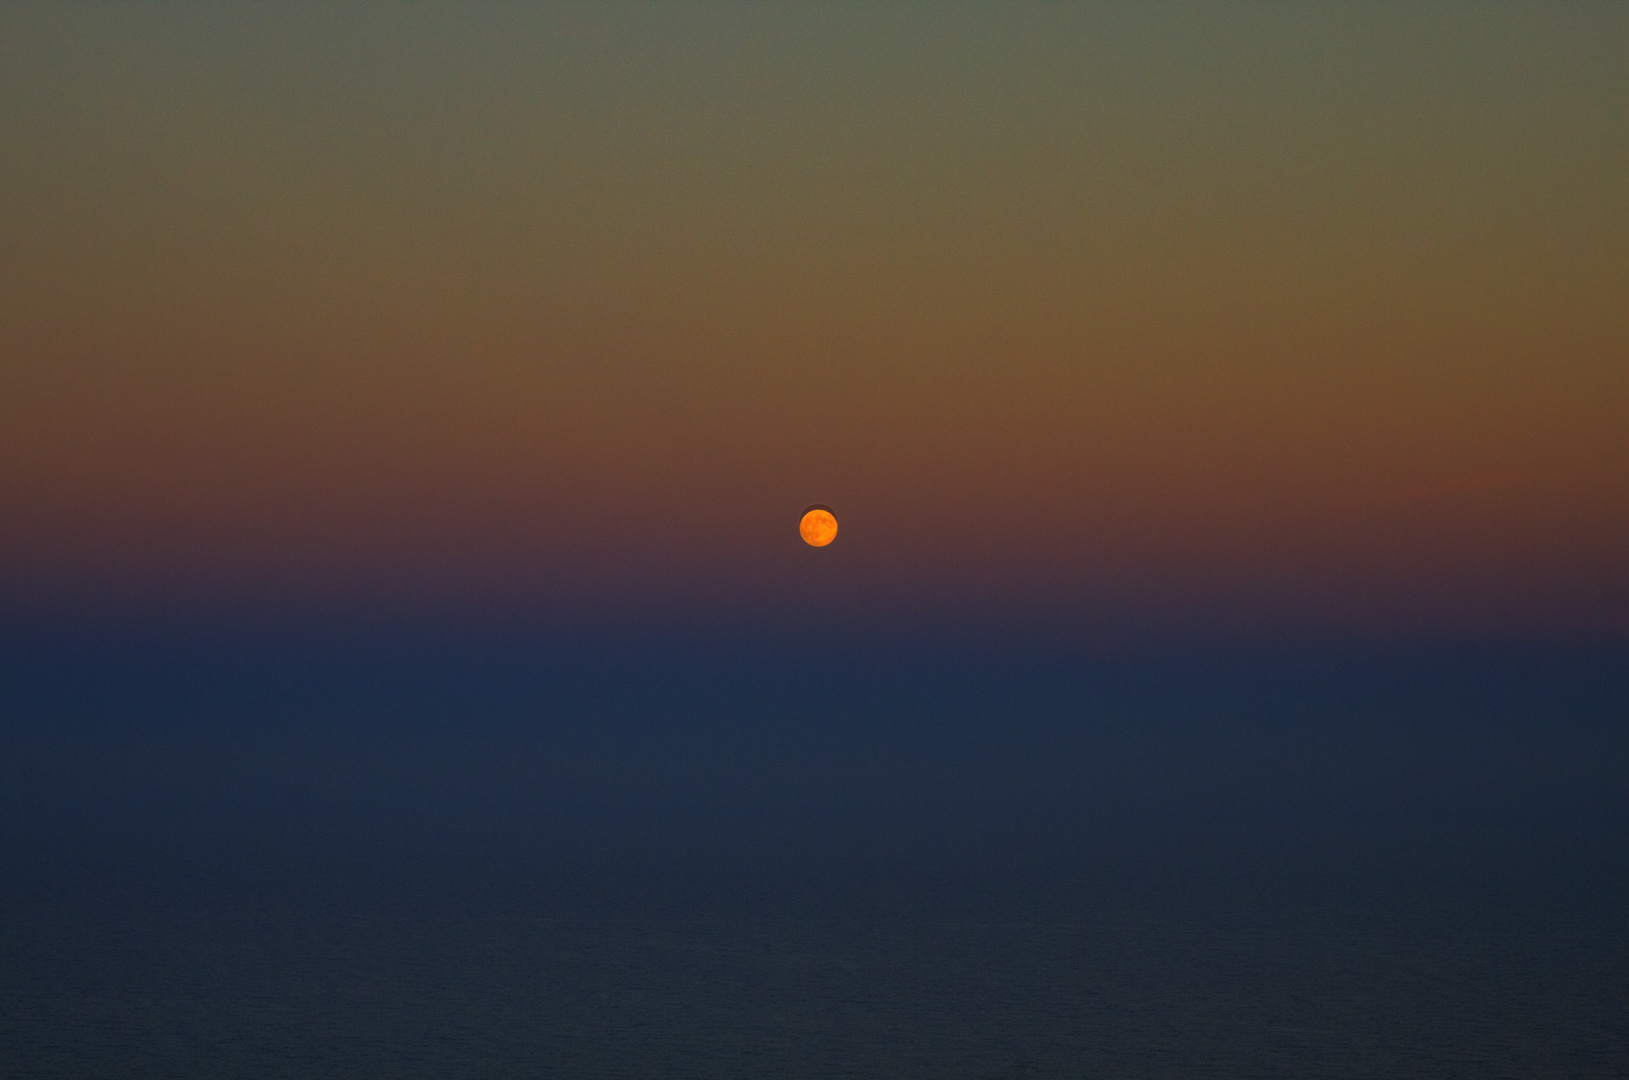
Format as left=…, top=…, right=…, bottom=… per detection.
left=2, top=863, right=1624, bottom=1080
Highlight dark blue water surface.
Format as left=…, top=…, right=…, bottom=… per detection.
left=3, top=620, right=1625, bottom=1077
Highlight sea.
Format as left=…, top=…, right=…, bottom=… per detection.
left=2, top=627, right=1624, bottom=1078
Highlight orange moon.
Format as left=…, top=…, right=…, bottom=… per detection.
left=799, top=505, right=838, bottom=547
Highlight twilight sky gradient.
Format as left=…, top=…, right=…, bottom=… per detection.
left=3, top=3, right=1625, bottom=637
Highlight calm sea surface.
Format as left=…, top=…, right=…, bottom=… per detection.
left=4, top=638, right=1623, bottom=1076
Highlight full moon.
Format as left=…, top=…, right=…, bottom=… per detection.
left=799, top=505, right=838, bottom=547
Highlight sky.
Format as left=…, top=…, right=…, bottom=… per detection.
left=3, top=2, right=1625, bottom=641
left=0, top=6, right=1626, bottom=952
